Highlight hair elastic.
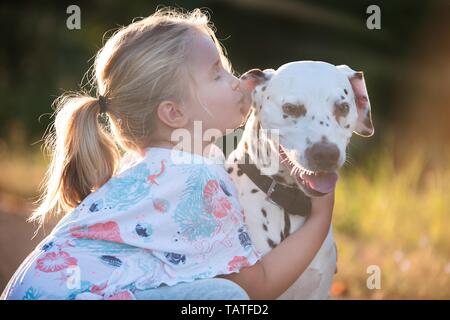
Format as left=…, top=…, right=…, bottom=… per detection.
left=98, top=95, right=108, bottom=113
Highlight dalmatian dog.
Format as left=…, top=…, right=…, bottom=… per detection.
left=225, top=61, right=374, bottom=299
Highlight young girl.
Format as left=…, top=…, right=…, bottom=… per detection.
left=1, top=8, right=334, bottom=300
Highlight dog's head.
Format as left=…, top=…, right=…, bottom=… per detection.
left=241, top=61, right=374, bottom=196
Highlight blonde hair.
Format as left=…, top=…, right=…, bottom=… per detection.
left=30, top=7, right=234, bottom=227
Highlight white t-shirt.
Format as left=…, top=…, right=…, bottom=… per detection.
left=3, top=146, right=261, bottom=300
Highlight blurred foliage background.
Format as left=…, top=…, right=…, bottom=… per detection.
left=0, top=0, right=449, bottom=299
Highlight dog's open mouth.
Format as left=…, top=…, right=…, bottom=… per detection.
left=279, top=145, right=338, bottom=196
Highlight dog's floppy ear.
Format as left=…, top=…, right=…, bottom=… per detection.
left=240, top=68, right=275, bottom=92
left=336, top=65, right=374, bottom=137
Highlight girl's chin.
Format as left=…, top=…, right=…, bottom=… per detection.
left=240, top=101, right=251, bottom=115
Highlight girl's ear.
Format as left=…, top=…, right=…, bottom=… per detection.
left=240, top=68, right=275, bottom=92
left=156, top=100, right=189, bottom=128
left=336, top=65, right=374, bottom=137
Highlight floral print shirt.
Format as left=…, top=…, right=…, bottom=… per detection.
left=2, top=146, right=261, bottom=300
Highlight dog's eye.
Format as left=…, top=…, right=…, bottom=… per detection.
left=334, top=101, right=349, bottom=117
left=282, top=103, right=306, bottom=118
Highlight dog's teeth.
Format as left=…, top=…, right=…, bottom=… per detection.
left=290, top=167, right=296, bottom=175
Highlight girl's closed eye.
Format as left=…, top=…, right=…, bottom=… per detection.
left=214, top=68, right=222, bottom=81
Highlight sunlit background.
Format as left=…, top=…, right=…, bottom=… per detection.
left=1, top=0, right=449, bottom=299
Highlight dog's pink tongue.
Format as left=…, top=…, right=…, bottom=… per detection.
left=303, top=172, right=338, bottom=194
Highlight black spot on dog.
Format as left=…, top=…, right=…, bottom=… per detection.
left=261, top=208, right=267, bottom=218
left=267, top=96, right=270, bottom=100
left=251, top=188, right=259, bottom=193
left=233, top=158, right=238, bottom=163
left=344, top=89, right=348, bottom=95
left=312, top=115, right=315, bottom=120
left=283, top=211, right=291, bottom=239
left=261, top=86, right=266, bottom=91
left=306, top=137, right=311, bottom=145
left=256, top=121, right=261, bottom=141
left=237, top=168, right=243, bottom=176
left=320, top=121, right=324, bottom=125
left=326, top=123, right=329, bottom=127
left=341, top=96, right=345, bottom=100
left=267, top=238, right=276, bottom=249
left=227, top=167, right=233, bottom=174
left=283, top=114, right=288, bottom=119
left=263, top=224, right=268, bottom=231
left=345, top=124, right=350, bottom=129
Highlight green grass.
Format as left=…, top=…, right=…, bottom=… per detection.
left=332, top=144, right=450, bottom=299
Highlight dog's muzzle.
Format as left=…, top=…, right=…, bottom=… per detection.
left=279, top=145, right=339, bottom=196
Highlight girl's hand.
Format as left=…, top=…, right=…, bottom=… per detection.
left=219, top=189, right=336, bottom=299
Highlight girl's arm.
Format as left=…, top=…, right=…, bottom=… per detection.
left=218, top=191, right=335, bottom=300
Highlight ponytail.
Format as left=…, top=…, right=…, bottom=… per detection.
left=29, top=93, right=120, bottom=226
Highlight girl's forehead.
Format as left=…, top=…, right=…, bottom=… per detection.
left=190, top=33, right=221, bottom=73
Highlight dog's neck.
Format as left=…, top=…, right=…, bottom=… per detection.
left=235, top=109, right=297, bottom=188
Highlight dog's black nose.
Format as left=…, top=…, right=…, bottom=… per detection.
left=306, top=142, right=340, bottom=170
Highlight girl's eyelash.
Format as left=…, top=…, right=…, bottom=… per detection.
left=214, top=69, right=222, bottom=80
